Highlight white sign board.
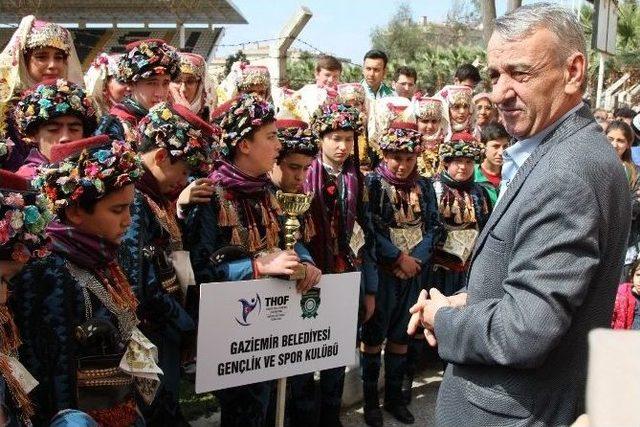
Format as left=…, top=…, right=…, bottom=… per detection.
left=195, top=272, right=360, bottom=393
left=592, top=0, right=618, bottom=55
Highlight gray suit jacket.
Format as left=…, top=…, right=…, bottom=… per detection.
left=433, top=105, right=631, bottom=426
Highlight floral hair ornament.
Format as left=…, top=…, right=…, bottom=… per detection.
left=473, top=92, right=493, bottom=105
left=117, top=38, right=181, bottom=84
left=25, top=20, right=72, bottom=55
left=14, top=79, right=97, bottom=140
left=438, top=85, right=473, bottom=108
left=178, top=52, right=206, bottom=81
left=33, top=135, right=143, bottom=216
left=238, top=63, right=271, bottom=92
left=379, top=122, right=424, bottom=154
left=138, top=102, right=220, bottom=173
left=0, top=138, right=14, bottom=168
left=311, top=102, right=365, bottom=138
left=438, top=131, right=484, bottom=163
left=414, top=97, right=444, bottom=121
left=0, top=170, right=53, bottom=262
left=337, top=83, right=366, bottom=109
left=276, top=119, right=319, bottom=159
left=211, top=93, right=276, bottom=159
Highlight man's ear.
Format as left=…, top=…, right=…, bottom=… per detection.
left=564, top=52, right=586, bottom=96
left=64, top=204, right=84, bottom=226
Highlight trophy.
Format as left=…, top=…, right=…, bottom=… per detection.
left=275, top=190, right=314, bottom=280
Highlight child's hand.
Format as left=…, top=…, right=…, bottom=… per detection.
left=296, top=263, right=322, bottom=293
left=395, top=253, right=422, bottom=279
left=177, top=178, right=215, bottom=207
left=363, top=294, right=376, bottom=322
left=255, top=250, right=300, bottom=276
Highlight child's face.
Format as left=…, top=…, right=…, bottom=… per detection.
left=321, top=130, right=355, bottom=168
left=483, top=138, right=509, bottom=168
left=446, top=157, right=474, bottom=182
left=315, top=68, right=340, bottom=88
left=475, top=98, right=494, bottom=126
left=240, top=122, right=281, bottom=175
left=383, top=152, right=417, bottom=180
left=271, top=153, right=314, bottom=193
left=27, top=47, right=67, bottom=82
left=106, top=77, right=129, bottom=104
left=66, top=184, right=135, bottom=245
left=417, top=118, right=441, bottom=136
left=450, top=102, right=471, bottom=125
left=131, top=74, right=171, bottom=110
left=33, top=115, right=84, bottom=160
left=632, top=267, right=640, bottom=293
left=607, top=128, right=630, bottom=160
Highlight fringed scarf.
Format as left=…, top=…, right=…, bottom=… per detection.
left=304, top=156, right=360, bottom=271
left=376, top=162, right=422, bottom=225
left=48, top=221, right=138, bottom=314
left=209, top=160, right=281, bottom=253
left=136, top=167, right=183, bottom=251
left=438, top=171, right=489, bottom=226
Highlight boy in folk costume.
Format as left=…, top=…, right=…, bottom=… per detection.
left=12, top=135, right=163, bottom=426
left=185, top=93, right=317, bottom=426
left=360, top=122, right=441, bottom=427
left=117, top=102, right=219, bottom=424
left=289, top=103, right=377, bottom=427
left=13, top=79, right=97, bottom=179
left=430, top=132, right=491, bottom=296
left=170, top=53, right=215, bottom=120
left=0, top=16, right=83, bottom=171
left=84, top=53, right=128, bottom=117
left=437, top=85, right=474, bottom=135
left=413, top=97, right=448, bottom=178
left=97, top=39, right=181, bottom=144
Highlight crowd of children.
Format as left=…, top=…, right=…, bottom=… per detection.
left=3, top=12, right=639, bottom=427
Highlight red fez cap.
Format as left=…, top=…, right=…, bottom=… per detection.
left=0, top=170, right=29, bottom=191
left=49, top=135, right=111, bottom=163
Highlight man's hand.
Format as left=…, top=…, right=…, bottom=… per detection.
left=448, top=292, right=468, bottom=308
left=363, top=294, right=376, bottom=323
left=296, top=263, right=321, bottom=293
left=407, top=288, right=453, bottom=347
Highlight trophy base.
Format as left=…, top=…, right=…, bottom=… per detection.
left=288, top=264, right=307, bottom=281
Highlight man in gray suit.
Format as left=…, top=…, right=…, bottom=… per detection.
left=408, top=3, right=631, bottom=426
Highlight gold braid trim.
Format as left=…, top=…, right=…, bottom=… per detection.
left=0, top=354, right=34, bottom=424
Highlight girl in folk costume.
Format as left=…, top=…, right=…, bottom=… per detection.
left=611, top=259, right=640, bottom=330
left=84, top=53, right=129, bottom=117
left=436, top=85, right=474, bottom=135
left=360, top=122, right=441, bottom=427
left=118, top=102, right=219, bottom=424
left=170, top=52, right=216, bottom=121
left=13, top=79, right=97, bottom=179
left=413, top=97, right=449, bottom=178
left=366, top=95, right=412, bottom=170
left=216, top=61, right=272, bottom=104
left=0, top=16, right=83, bottom=171
left=291, top=103, right=377, bottom=427
left=96, top=39, right=181, bottom=144
left=185, top=93, right=315, bottom=427
left=430, top=132, right=491, bottom=296
left=12, top=136, right=163, bottom=427
left=472, top=92, right=497, bottom=141
left=606, top=120, right=640, bottom=277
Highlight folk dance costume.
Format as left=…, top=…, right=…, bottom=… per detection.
left=176, top=52, right=216, bottom=120
left=288, top=103, right=377, bottom=427
left=13, top=79, right=97, bottom=179
left=472, top=92, right=494, bottom=141
left=0, top=16, right=83, bottom=170
left=117, top=103, right=219, bottom=424
left=413, top=97, right=448, bottom=178
left=366, top=96, right=413, bottom=170
left=97, top=39, right=181, bottom=144
left=84, top=53, right=125, bottom=117
left=0, top=171, right=52, bottom=426
left=430, top=133, right=491, bottom=296
left=12, top=136, right=162, bottom=426
left=360, top=122, right=442, bottom=426
left=436, top=85, right=474, bottom=135
left=185, top=94, right=312, bottom=427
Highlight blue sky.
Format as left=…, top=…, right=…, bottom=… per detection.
left=217, top=0, right=584, bottom=63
